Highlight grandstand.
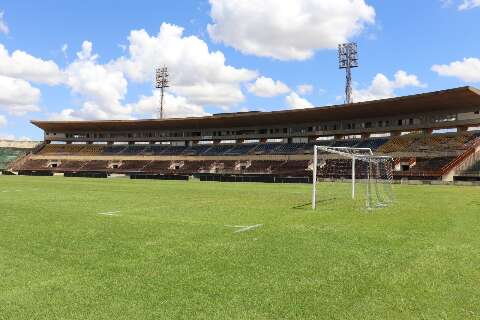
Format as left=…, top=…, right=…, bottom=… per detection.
left=8, top=86, right=480, bottom=182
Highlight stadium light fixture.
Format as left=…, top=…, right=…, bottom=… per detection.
left=155, top=66, right=169, bottom=119
left=338, top=43, right=358, bottom=105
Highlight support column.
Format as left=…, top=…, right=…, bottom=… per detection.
left=352, top=156, right=356, bottom=200
left=361, top=133, right=370, bottom=139
left=312, top=146, right=318, bottom=210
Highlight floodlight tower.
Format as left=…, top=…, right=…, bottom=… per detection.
left=338, top=43, right=358, bottom=104
left=155, top=66, right=169, bottom=119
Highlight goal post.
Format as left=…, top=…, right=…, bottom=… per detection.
left=312, top=145, right=394, bottom=210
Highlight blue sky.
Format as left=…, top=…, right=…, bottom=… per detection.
left=0, top=0, right=479, bottom=140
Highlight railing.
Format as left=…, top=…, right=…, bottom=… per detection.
left=440, top=138, right=480, bottom=175
left=394, top=137, right=480, bottom=178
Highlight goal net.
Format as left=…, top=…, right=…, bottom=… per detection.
left=312, top=146, right=394, bottom=210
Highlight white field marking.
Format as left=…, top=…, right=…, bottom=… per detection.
left=225, top=224, right=263, bottom=233
left=96, top=211, right=121, bottom=216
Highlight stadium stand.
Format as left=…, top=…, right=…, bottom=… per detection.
left=202, top=144, right=233, bottom=156
left=142, top=161, right=172, bottom=173
left=355, top=138, right=389, bottom=150
left=463, top=160, right=480, bottom=176
left=250, top=143, right=279, bottom=155
left=82, top=160, right=110, bottom=171
left=10, top=87, right=480, bottom=181
left=181, top=145, right=211, bottom=156
left=377, top=132, right=475, bottom=154
left=11, top=131, right=480, bottom=180
left=224, top=144, right=257, bottom=155
left=397, top=157, right=456, bottom=176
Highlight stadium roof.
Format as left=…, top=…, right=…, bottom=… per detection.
left=32, top=86, right=480, bottom=132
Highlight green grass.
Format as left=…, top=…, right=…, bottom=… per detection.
left=0, top=176, right=479, bottom=319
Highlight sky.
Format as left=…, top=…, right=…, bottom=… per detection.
left=0, top=0, right=479, bottom=140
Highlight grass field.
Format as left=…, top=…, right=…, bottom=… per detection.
left=0, top=176, right=479, bottom=319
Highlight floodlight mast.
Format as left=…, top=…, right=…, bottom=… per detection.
left=338, top=43, right=358, bottom=104
left=155, top=66, right=169, bottom=119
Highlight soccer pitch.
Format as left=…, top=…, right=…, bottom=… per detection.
left=0, top=176, right=479, bottom=319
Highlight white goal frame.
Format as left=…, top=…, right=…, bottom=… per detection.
left=312, top=145, right=393, bottom=210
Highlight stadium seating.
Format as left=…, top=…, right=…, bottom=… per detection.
left=331, top=139, right=360, bottom=148
left=377, top=132, right=476, bottom=153
left=202, top=144, right=233, bottom=156
left=458, top=159, right=480, bottom=176
left=274, top=160, right=310, bottom=176
left=57, top=160, right=85, bottom=171
left=118, top=161, right=150, bottom=171
left=12, top=131, right=479, bottom=179
left=249, top=143, right=280, bottom=155
left=160, top=146, right=188, bottom=155
left=355, top=138, right=388, bottom=150
left=142, top=161, right=172, bottom=173
left=174, top=161, right=212, bottom=174
left=407, top=157, right=456, bottom=173
left=272, top=143, right=307, bottom=155
left=32, top=133, right=477, bottom=158
left=79, top=145, right=105, bottom=155
left=224, top=144, right=256, bottom=155
left=103, top=145, right=127, bottom=155
left=16, top=159, right=49, bottom=170
left=181, top=145, right=212, bottom=156
left=245, top=160, right=277, bottom=173
left=121, top=145, right=147, bottom=155
left=82, top=160, right=110, bottom=171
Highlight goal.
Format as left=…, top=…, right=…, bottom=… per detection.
left=312, top=146, right=394, bottom=210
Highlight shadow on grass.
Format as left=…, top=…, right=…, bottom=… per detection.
left=292, top=197, right=337, bottom=210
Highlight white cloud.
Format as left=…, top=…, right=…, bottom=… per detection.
left=285, top=92, right=314, bottom=109
left=353, top=70, right=426, bottom=102
left=0, top=133, right=14, bottom=140
left=297, top=84, right=314, bottom=95
left=459, top=0, right=480, bottom=10
left=431, top=58, right=480, bottom=83
left=49, top=109, right=82, bottom=121
left=207, top=0, right=375, bottom=60
left=0, top=44, right=64, bottom=85
left=247, top=76, right=290, bottom=97
left=61, top=41, right=132, bottom=120
left=55, top=24, right=258, bottom=120
left=0, top=75, right=41, bottom=116
left=114, top=23, right=257, bottom=106
left=128, top=91, right=209, bottom=118
left=61, top=43, right=68, bottom=59
left=0, top=114, right=6, bottom=127
left=0, top=11, right=8, bottom=35
left=440, top=0, right=453, bottom=7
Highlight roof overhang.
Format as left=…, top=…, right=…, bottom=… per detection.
left=32, top=86, right=480, bottom=132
